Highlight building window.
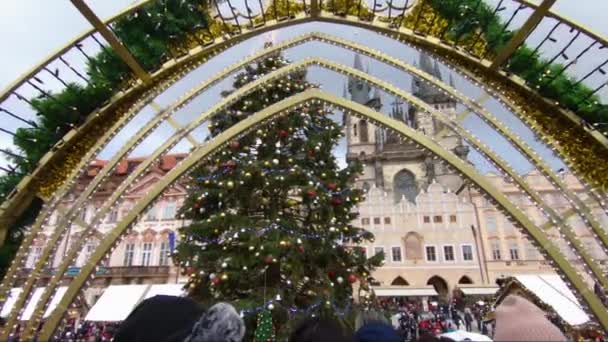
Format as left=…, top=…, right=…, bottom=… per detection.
left=423, top=216, right=430, bottom=223
left=373, top=217, right=381, bottom=225
left=159, top=241, right=170, bottom=266
left=353, top=123, right=357, bottom=137
left=509, top=241, right=520, bottom=260
left=443, top=245, right=455, bottom=261
left=391, top=247, right=402, bottom=262
left=449, top=215, right=457, bottom=223
left=162, top=201, right=177, bottom=220
left=491, top=240, right=502, bottom=260
left=106, top=209, right=118, bottom=223
left=374, top=247, right=384, bottom=257
left=82, top=243, right=96, bottom=265
left=525, top=240, right=537, bottom=260
left=141, top=243, right=153, bottom=266
left=425, top=246, right=437, bottom=262
left=361, top=218, right=370, bottom=225
left=78, top=208, right=88, bottom=223
left=394, top=169, right=418, bottom=203
left=462, top=245, right=473, bottom=261
left=384, top=217, right=391, bottom=224
left=503, top=220, right=515, bottom=235
left=30, top=246, right=42, bottom=268
left=433, top=215, right=443, bottom=223
left=145, top=206, right=158, bottom=221
left=123, top=243, right=135, bottom=266
left=359, top=120, right=369, bottom=143
left=485, top=216, right=497, bottom=235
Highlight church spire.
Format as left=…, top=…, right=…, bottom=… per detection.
left=354, top=53, right=364, bottom=71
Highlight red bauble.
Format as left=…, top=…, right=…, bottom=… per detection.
left=230, top=141, right=240, bottom=150
left=211, top=277, right=221, bottom=285
left=278, top=129, right=289, bottom=138
left=223, top=160, right=237, bottom=169
left=307, top=150, right=315, bottom=157
left=348, top=274, right=357, bottom=284
left=327, top=182, right=337, bottom=191
left=193, top=203, right=200, bottom=209
left=306, top=190, right=317, bottom=199
left=298, top=246, right=305, bottom=253
left=327, top=271, right=336, bottom=278
left=265, top=255, right=274, bottom=264
left=331, top=196, right=343, bottom=206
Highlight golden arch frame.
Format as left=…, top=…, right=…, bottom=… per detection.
left=6, top=56, right=607, bottom=335
left=2, top=0, right=608, bottom=238
left=0, top=1, right=607, bottom=338
left=30, top=89, right=608, bottom=339
left=4, top=33, right=607, bottom=308
left=2, top=52, right=607, bottom=338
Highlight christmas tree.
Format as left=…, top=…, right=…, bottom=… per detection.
left=176, top=43, right=382, bottom=329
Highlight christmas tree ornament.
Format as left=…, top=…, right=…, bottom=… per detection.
left=337, top=276, right=344, bottom=284
left=349, top=274, right=358, bottom=283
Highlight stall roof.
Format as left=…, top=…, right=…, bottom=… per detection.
left=1, top=287, right=68, bottom=320
left=373, top=287, right=438, bottom=297
left=459, top=287, right=499, bottom=295
left=512, top=275, right=590, bottom=326
left=85, top=284, right=185, bottom=322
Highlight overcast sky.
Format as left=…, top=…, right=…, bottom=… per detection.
left=0, top=0, right=606, bottom=176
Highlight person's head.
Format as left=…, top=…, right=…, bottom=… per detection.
left=113, top=296, right=245, bottom=342
left=354, top=309, right=389, bottom=331
left=494, top=295, right=566, bottom=341
left=354, top=321, right=400, bottom=342
left=289, top=316, right=351, bottom=342
left=185, top=302, right=246, bottom=342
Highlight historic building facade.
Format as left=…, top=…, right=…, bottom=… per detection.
left=346, top=53, right=608, bottom=297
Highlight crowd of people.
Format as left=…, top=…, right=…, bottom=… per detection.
left=387, top=300, right=495, bottom=340
left=104, top=293, right=567, bottom=341
left=1, top=293, right=570, bottom=341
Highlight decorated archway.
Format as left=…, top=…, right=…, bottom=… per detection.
left=19, top=90, right=607, bottom=339
left=0, top=0, right=607, bottom=339
left=427, top=275, right=449, bottom=299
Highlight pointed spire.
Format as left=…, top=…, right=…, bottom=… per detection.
left=372, top=88, right=381, bottom=101
left=354, top=54, right=364, bottom=71
left=449, top=73, right=455, bottom=88
left=419, top=52, right=434, bottom=75
left=342, top=83, right=348, bottom=99
left=432, top=61, right=442, bottom=81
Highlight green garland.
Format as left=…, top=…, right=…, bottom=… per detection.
left=427, top=0, right=608, bottom=132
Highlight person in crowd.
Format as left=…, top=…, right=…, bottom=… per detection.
left=289, top=316, right=351, bottom=342
left=463, top=310, right=473, bottom=332
left=493, top=295, right=567, bottom=341
left=113, top=295, right=245, bottom=342
left=474, top=309, right=482, bottom=332
left=354, top=320, right=401, bottom=342
left=418, top=316, right=432, bottom=336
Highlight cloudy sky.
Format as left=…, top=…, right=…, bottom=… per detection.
left=0, top=0, right=606, bottom=176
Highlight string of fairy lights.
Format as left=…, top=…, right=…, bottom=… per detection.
left=22, top=90, right=608, bottom=340
left=5, top=56, right=608, bottom=340
left=0, top=1, right=607, bottom=338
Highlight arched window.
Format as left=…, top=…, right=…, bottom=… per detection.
left=394, top=169, right=418, bottom=203
left=353, top=123, right=357, bottom=137
left=391, top=276, right=410, bottom=286
left=404, top=232, right=423, bottom=260
left=458, top=276, right=473, bottom=284
left=359, top=120, right=369, bottom=143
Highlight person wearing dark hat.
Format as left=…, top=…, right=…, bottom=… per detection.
left=354, top=321, right=401, bottom=342
left=288, top=316, right=351, bottom=342
left=494, top=295, right=567, bottom=341
left=113, top=295, right=245, bottom=342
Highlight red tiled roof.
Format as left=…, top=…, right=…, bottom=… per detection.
left=87, top=153, right=188, bottom=177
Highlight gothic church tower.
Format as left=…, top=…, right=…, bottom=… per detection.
left=345, top=52, right=469, bottom=202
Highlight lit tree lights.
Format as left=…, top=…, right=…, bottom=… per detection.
left=175, top=46, right=382, bottom=335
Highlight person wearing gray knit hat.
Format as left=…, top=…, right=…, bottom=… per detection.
left=494, top=295, right=567, bottom=341
left=184, top=302, right=246, bottom=342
